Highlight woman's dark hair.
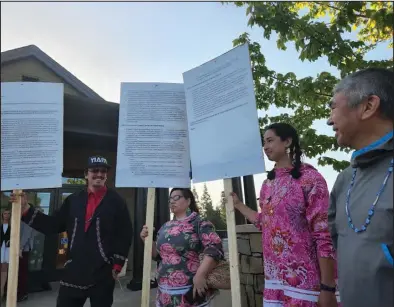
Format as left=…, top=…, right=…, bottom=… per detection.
left=265, top=123, right=303, bottom=180
left=170, top=188, right=200, bottom=214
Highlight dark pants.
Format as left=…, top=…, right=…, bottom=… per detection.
left=17, top=251, right=29, bottom=298
left=56, top=278, right=115, bottom=307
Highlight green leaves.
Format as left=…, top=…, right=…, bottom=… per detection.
left=228, top=1, right=393, bottom=172
left=66, top=178, right=86, bottom=185
left=234, top=1, right=392, bottom=74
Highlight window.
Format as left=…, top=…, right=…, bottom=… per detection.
left=28, top=192, right=51, bottom=271
left=21, top=75, right=39, bottom=82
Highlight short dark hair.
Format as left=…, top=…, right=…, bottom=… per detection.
left=334, top=68, right=394, bottom=119
left=170, top=188, right=199, bottom=214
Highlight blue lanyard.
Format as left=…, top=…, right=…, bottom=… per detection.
left=345, top=159, right=393, bottom=233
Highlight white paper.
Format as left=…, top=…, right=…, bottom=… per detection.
left=183, top=44, right=265, bottom=182
left=1, top=82, right=64, bottom=191
left=115, top=83, right=191, bottom=188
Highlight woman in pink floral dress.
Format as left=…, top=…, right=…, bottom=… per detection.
left=140, top=188, right=224, bottom=307
left=231, top=123, right=340, bottom=307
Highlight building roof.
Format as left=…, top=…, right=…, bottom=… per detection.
left=64, top=93, right=119, bottom=138
left=1, top=45, right=104, bottom=100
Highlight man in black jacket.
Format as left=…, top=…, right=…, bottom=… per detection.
left=10, top=156, right=133, bottom=307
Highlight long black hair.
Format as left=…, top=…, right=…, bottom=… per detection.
left=265, top=123, right=303, bottom=180
left=170, top=188, right=200, bottom=214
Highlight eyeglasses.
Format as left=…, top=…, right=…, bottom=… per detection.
left=168, top=195, right=184, bottom=204
left=88, top=168, right=108, bottom=174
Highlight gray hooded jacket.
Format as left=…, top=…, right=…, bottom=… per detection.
left=20, top=221, right=34, bottom=252
left=328, top=133, right=393, bottom=307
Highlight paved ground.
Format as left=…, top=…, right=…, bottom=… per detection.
left=13, top=246, right=232, bottom=307
left=11, top=241, right=232, bottom=306
left=13, top=281, right=232, bottom=306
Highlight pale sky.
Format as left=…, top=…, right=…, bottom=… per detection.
left=1, top=2, right=391, bottom=207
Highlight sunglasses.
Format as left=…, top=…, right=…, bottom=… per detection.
left=168, top=195, right=184, bottom=204
left=88, top=168, right=108, bottom=174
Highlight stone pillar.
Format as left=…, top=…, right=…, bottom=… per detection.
left=237, top=224, right=264, bottom=307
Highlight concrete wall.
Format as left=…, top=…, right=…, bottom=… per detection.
left=237, top=224, right=264, bottom=307
left=1, top=57, right=83, bottom=97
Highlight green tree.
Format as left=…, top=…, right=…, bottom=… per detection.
left=205, top=196, right=227, bottom=231
left=205, top=200, right=215, bottom=221
left=225, top=1, right=393, bottom=172
left=192, top=186, right=200, bottom=210
left=210, top=208, right=227, bottom=231
left=198, top=184, right=225, bottom=229
left=199, top=184, right=212, bottom=217
left=219, top=191, right=228, bottom=225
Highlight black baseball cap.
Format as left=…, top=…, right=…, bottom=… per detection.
left=87, top=156, right=111, bottom=169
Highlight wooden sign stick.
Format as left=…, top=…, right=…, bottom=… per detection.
left=223, top=179, right=241, bottom=306
left=141, top=187, right=156, bottom=307
left=6, top=189, right=23, bottom=307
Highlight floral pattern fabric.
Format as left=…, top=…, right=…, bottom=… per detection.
left=155, top=212, right=224, bottom=307
left=254, top=164, right=340, bottom=306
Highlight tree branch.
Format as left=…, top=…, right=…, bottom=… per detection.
left=314, top=1, right=369, bottom=19
left=268, top=74, right=333, bottom=98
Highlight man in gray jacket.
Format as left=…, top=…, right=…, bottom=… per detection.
left=327, top=68, right=393, bottom=307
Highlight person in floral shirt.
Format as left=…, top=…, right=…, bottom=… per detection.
left=140, top=188, right=224, bottom=307
left=231, top=123, right=340, bottom=307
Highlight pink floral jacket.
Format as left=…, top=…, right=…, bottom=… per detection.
left=155, top=212, right=224, bottom=288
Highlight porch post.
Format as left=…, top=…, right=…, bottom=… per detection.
left=232, top=177, right=246, bottom=225
left=156, top=188, right=170, bottom=228
left=127, top=188, right=147, bottom=291
left=243, top=175, right=257, bottom=211
left=127, top=188, right=169, bottom=291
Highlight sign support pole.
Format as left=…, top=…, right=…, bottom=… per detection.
left=6, top=189, right=23, bottom=307
left=141, top=188, right=156, bottom=307
left=223, top=179, right=241, bottom=306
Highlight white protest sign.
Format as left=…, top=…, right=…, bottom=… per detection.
left=116, top=44, right=265, bottom=307
left=1, top=82, right=64, bottom=307
left=1, top=82, right=64, bottom=191
left=115, top=82, right=191, bottom=188
left=182, top=43, right=265, bottom=307
left=182, top=43, right=265, bottom=182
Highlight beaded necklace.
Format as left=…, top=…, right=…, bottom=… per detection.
left=345, top=158, right=394, bottom=233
